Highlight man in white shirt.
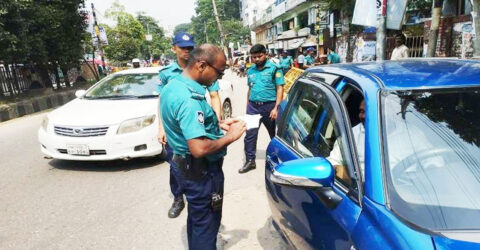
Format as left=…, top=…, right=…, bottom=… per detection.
left=327, top=100, right=365, bottom=182
left=391, top=34, right=409, bottom=60
left=297, top=50, right=305, bottom=69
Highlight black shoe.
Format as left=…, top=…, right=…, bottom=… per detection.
left=168, top=197, right=185, bottom=218
left=238, top=160, right=256, bottom=174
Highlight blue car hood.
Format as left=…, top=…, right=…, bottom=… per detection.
left=433, top=234, right=480, bottom=249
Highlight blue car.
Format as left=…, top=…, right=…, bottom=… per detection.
left=265, top=59, right=480, bottom=249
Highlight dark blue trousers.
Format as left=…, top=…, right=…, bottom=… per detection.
left=244, top=101, right=276, bottom=161
left=166, top=143, right=184, bottom=199
left=176, top=159, right=224, bottom=250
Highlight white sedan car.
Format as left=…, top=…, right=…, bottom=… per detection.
left=38, top=66, right=233, bottom=161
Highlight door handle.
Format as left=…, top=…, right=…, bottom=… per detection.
left=266, top=154, right=279, bottom=166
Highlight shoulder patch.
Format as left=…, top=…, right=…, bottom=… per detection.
left=276, top=71, right=282, bottom=78
left=197, top=111, right=204, bottom=124
left=188, top=87, right=206, bottom=100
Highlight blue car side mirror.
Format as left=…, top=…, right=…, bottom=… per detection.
left=270, top=157, right=334, bottom=189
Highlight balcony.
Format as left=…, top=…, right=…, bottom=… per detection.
left=285, top=0, right=307, bottom=11
left=272, top=2, right=286, bottom=19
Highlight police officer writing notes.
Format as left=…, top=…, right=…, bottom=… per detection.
left=160, top=44, right=246, bottom=250
left=239, top=44, right=285, bottom=174
left=157, top=32, right=222, bottom=219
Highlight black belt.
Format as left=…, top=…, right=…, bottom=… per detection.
left=250, top=101, right=275, bottom=105
left=172, top=154, right=222, bottom=181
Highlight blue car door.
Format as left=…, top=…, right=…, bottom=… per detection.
left=266, top=77, right=363, bottom=249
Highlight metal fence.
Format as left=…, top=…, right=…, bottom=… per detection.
left=386, top=36, right=425, bottom=59
left=0, top=65, right=31, bottom=97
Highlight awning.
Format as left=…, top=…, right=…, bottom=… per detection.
left=301, top=38, right=317, bottom=47
left=287, top=38, right=305, bottom=49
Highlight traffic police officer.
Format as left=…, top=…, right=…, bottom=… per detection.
left=160, top=44, right=246, bottom=249
left=279, top=50, right=293, bottom=74
left=239, top=44, right=285, bottom=174
left=305, top=48, right=315, bottom=66
left=157, top=32, right=223, bottom=219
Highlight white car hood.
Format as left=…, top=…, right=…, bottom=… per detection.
left=49, top=98, right=158, bottom=126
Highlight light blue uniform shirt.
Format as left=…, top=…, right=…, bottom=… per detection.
left=279, top=56, right=293, bottom=70
left=305, top=55, right=315, bottom=65
left=160, top=74, right=225, bottom=162
left=247, top=60, right=285, bottom=102
left=158, top=61, right=219, bottom=94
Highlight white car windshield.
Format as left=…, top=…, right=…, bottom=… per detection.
left=85, top=73, right=160, bottom=99
left=382, top=88, right=480, bottom=231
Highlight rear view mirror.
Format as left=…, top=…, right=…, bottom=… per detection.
left=270, top=157, right=342, bottom=209
left=270, top=157, right=334, bottom=188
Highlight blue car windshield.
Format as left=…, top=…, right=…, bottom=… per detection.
left=382, top=88, right=480, bottom=231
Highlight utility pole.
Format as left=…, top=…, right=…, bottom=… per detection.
left=472, top=0, right=480, bottom=57
left=376, top=0, right=387, bottom=60
left=211, top=0, right=226, bottom=49
left=91, top=3, right=106, bottom=74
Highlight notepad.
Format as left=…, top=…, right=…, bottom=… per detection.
left=237, top=114, right=262, bottom=130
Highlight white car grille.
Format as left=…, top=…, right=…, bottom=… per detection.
left=54, top=126, right=109, bottom=137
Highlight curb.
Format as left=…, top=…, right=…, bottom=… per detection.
left=0, top=90, right=77, bottom=123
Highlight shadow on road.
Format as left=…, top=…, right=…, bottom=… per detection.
left=257, top=217, right=292, bottom=250
left=47, top=157, right=165, bottom=172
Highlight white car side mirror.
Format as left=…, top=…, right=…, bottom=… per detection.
left=75, top=90, right=86, bottom=98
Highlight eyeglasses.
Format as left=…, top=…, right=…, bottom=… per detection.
left=204, top=61, right=225, bottom=78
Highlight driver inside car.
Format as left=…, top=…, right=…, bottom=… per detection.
left=327, top=100, right=365, bottom=184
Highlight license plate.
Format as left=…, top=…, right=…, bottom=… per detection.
left=66, top=144, right=90, bottom=155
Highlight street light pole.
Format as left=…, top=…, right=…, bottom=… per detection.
left=91, top=3, right=106, bottom=72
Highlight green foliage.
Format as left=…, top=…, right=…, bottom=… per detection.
left=0, top=0, right=87, bottom=68
left=101, top=2, right=171, bottom=63
left=103, top=1, right=145, bottom=63
left=189, top=0, right=248, bottom=48
left=136, top=12, right=171, bottom=60
left=173, top=23, right=192, bottom=35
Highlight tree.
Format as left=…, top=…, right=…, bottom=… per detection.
left=103, top=1, right=145, bottom=63
left=136, top=12, right=170, bottom=60
left=426, top=0, right=444, bottom=57
left=0, top=0, right=87, bottom=88
left=173, top=23, right=192, bottom=35
left=189, top=0, right=249, bottom=49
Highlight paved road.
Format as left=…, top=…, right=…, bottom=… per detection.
left=0, top=71, right=289, bottom=249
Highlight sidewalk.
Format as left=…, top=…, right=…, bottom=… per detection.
left=0, top=89, right=78, bottom=122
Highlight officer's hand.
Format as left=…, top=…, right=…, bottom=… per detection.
left=269, top=107, right=278, bottom=120
left=226, top=120, right=246, bottom=141
left=219, top=118, right=241, bottom=131
left=157, top=129, right=167, bottom=145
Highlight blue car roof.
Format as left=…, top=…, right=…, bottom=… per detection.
left=308, top=59, right=480, bottom=90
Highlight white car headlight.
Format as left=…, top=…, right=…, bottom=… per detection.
left=117, top=115, right=155, bottom=134
left=42, top=117, right=49, bottom=131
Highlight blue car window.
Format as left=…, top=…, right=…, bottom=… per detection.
left=280, top=82, right=358, bottom=190
left=383, top=88, right=480, bottom=231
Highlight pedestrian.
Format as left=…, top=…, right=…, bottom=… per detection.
left=304, top=48, right=315, bottom=67
left=239, top=44, right=285, bottom=174
left=327, top=47, right=341, bottom=64
left=161, top=44, right=246, bottom=249
left=297, top=49, right=305, bottom=69
left=132, top=58, right=140, bottom=68
left=279, top=50, right=293, bottom=74
left=157, top=32, right=223, bottom=219
left=391, top=34, right=409, bottom=60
